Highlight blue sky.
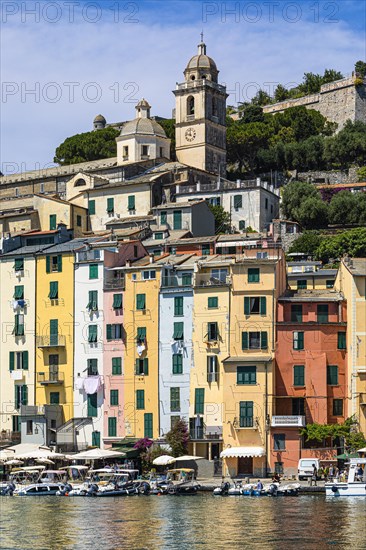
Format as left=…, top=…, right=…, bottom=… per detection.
left=1, top=0, right=365, bottom=174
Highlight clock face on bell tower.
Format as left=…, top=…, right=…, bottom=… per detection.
left=185, top=127, right=196, bottom=142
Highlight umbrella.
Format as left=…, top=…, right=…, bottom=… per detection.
left=173, top=455, right=204, bottom=461
left=68, top=448, right=125, bottom=461
left=357, top=447, right=366, bottom=453
left=0, top=449, right=16, bottom=462
left=35, top=458, right=55, bottom=465
left=5, top=459, right=23, bottom=465
left=336, top=452, right=359, bottom=459
left=16, top=449, right=66, bottom=460
left=152, top=455, right=175, bottom=466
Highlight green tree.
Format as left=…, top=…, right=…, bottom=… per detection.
left=316, top=227, right=366, bottom=263
left=324, top=121, right=366, bottom=168
left=274, top=83, right=290, bottom=103
left=140, top=445, right=166, bottom=474
left=239, top=105, right=265, bottom=124
left=355, top=60, right=366, bottom=78
left=226, top=121, right=271, bottom=173
left=328, top=191, right=359, bottom=225
left=165, top=418, right=189, bottom=457
left=281, top=181, right=319, bottom=220
left=288, top=231, right=322, bottom=257
left=54, top=127, right=120, bottom=165
left=158, top=118, right=176, bottom=160
left=322, top=69, right=344, bottom=84
left=296, top=196, right=329, bottom=229
left=208, top=204, right=231, bottom=233
left=357, top=166, right=366, bottom=181
left=251, top=89, right=272, bottom=106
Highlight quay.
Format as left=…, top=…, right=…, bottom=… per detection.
left=197, top=478, right=326, bottom=493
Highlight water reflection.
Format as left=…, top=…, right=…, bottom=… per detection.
left=1, top=495, right=365, bottom=549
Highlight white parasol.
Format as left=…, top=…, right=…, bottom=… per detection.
left=152, top=455, right=175, bottom=466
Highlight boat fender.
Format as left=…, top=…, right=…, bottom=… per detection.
left=331, top=486, right=338, bottom=493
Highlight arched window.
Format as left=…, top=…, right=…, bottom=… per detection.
left=212, top=97, right=217, bottom=117
left=187, top=96, right=195, bottom=116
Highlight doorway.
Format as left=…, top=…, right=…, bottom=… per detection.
left=238, top=456, right=253, bottom=475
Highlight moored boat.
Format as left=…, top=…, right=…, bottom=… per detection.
left=325, top=458, right=366, bottom=497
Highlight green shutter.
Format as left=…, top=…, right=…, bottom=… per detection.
left=242, top=332, right=248, bottom=350
left=172, top=354, right=183, bottom=374
left=173, top=322, right=184, bottom=340
left=14, top=314, right=24, bottom=336
left=112, top=357, right=122, bottom=375
left=317, top=304, right=329, bottom=323
left=234, top=195, right=242, bottom=208
left=144, top=413, right=153, bottom=438
left=137, top=327, right=146, bottom=341
left=110, top=389, right=119, bottom=406
left=182, top=273, right=192, bottom=285
left=14, top=258, right=24, bottom=272
left=327, top=365, right=338, bottom=385
left=21, top=385, right=28, bottom=406
left=108, top=417, right=117, bottom=437
left=208, top=297, right=218, bottom=309
left=49, top=281, right=58, bottom=299
left=239, top=220, right=246, bottom=230
left=49, top=214, right=56, bottom=230
left=15, top=386, right=20, bottom=409
left=136, top=294, right=146, bottom=310
left=89, top=200, right=95, bottom=215
left=107, top=198, right=114, bottom=213
left=88, top=325, right=97, bottom=343
left=46, top=256, right=51, bottom=273
left=87, top=290, right=98, bottom=311
left=87, top=393, right=98, bottom=417
left=260, top=297, right=266, bottom=315
left=160, top=211, right=167, bottom=224
left=9, top=352, right=15, bottom=371
left=293, top=365, right=305, bottom=386
left=170, top=387, right=180, bottom=412
left=261, top=332, right=268, bottom=349
left=89, top=264, right=98, bottom=279
left=113, top=293, right=122, bottom=309
left=92, top=431, right=100, bottom=447
left=14, top=285, right=24, bottom=299
left=143, top=358, right=149, bottom=375
left=23, top=351, right=28, bottom=371
left=128, top=195, right=135, bottom=210
left=239, top=401, right=253, bottom=427
left=174, top=296, right=184, bottom=316
left=194, top=388, right=205, bottom=415
left=298, top=332, right=304, bottom=350
left=291, top=305, right=303, bottom=322
left=136, top=389, right=145, bottom=410
left=50, top=392, right=60, bottom=405
left=337, top=332, right=346, bottom=350
left=50, top=319, right=58, bottom=346
left=106, top=324, right=112, bottom=340
left=244, top=297, right=250, bottom=315
left=248, top=268, right=259, bottom=283
left=173, top=210, right=182, bottom=230
left=237, top=366, right=256, bottom=385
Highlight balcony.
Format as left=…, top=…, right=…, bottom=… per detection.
left=104, top=277, right=125, bottom=290
left=189, top=423, right=223, bottom=441
left=77, top=250, right=101, bottom=263
left=9, top=299, right=30, bottom=309
left=37, top=335, right=66, bottom=348
left=194, top=274, right=231, bottom=287
left=0, top=429, right=21, bottom=443
left=271, top=415, right=305, bottom=427
left=37, top=370, right=65, bottom=385
left=161, top=276, right=192, bottom=288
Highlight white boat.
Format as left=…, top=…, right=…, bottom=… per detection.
left=14, top=483, right=65, bottom=496
left=325, top=458, right=366, bottom=496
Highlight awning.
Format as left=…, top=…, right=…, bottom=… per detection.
left=220, top=446, right=265, bottom=459
left=222, top=356, right=272, bottom=364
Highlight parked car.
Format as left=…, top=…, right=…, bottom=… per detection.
left=298, top=458, right=320, bottom=480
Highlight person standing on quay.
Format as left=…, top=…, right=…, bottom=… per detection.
left=309, top=464, right=317, bottom=486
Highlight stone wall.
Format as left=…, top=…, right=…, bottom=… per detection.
left=293, top=167, right=359, bottom=184
left=263, top=76, right=366, bottom=131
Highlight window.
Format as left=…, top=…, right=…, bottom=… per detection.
left=9, top=351, right=28, bottom=371
left=244, top=297, right=266, bottom=315
left=248, top=268, right=260, bottom=283
left=87, top=358, right=98, bottom=376
left=49, top=214, right=57, bottom=230
left=173, top=210, right=182, bottom=230
left=208, top=297, right=218, bottom=309
left=46, top=255, right=62, bottom=273
left=123, top=145, right=129, bottom=159
left=337, top=332, right=346, bottom=350
left=201, top=244, right=210, bottom=255
left=88, top=200, right=95, bottom=215
left=106, top=324, right=123, bottom=340
left=174, top=296, right=184, bottom=316
left=26, top=420, right=33, bottom=435
left=327, top=365, right=338, bottom=386
left=89, top=264, right=98, bottom=279
left=292, top=398, right=305, bottom=415
left=92, top=431, right=101, bottom=447
left=50, top=319, right=58, bottom=346
left=207, top=322, right=218, bottom=341
left=160, top=147, right=164, bottom=157
left=112, top=357, right=122, bottom=375
left=234, top=195, right=242, bottom=209
left=136, top=327, right=146, bottom=343
left=87, top=290, right=98, bottom=311
left=14, top=314, right=24, bottom=336
left=50, top=392, right=60, bottom=405
left=142, top=145, right=149, bottom=157
left=242, top=331, right=267, bottom=350
left=144, top=413, right=153, bottom=438
left=134, top=245, right=138, bottom=258
left=273, top=434, right=286, bottom=451
left=76, top=215, right=82, bottom=227
left=173, top=322, right=184, bottom=340
left=291, top=305, right=303, bottom=322
left=293, top=365, right=305, bottom=386
left=275, top=462, right=284, bottom=474
left=209, top=197, right=221, bottom=207
left=107, top=197, right=114, bottom=213
left=154, top=232, right=164, bottom=240
left=15, top=385, right=28, bottom=408
left=239, top=401, right=253, bottom=427
left=237, top=366, right=256, bottom=385
left=110, top=389, right=119, bottom=406
left=14, top=285, right=24, bottom=299
left=12, top=415, right=21, bottom=432
left=14, top=258, right=24, bottom=272
left=187, top=96, right=195, bottom=115
left=172, top=354, right=183, bottom=374
left=170, top=387, right=180, bottom=412
left=48, top=281, right=59, bottom=300
left=326, top=280, right=334, bottom=289
left=88, top=325, right=98, bottom=343
left=49, top=355, right=59, bottom=381
left=317, top=304, right=329, bottom=323
left=207, top=355, right=219, bottom=382
left=136, top=389, right=145, bottom=410
left=194, top=388, right=204, bottom=415
left=87, top=393, right=98, bottom=417
left=108, top=417, right=117, bottom=437
left=142, top=270, right=156, bottom=280
left=160, top=211, right=167, bottom=225
left=297, top=280, right=307, bottom=290
left=211, top=268, right=228, bottom=283
left=135, top=358, right=149, bottom=375
left=182, top=273, right=192, bottom=285
left=239, top=220, right=246, bottom=230
left=293, top=331, right=304, bottom=350
left=333, top=399, right=343, bottom=416
left=136, top=294, right=146, bottom=310
left=128, top=195, right=135, bottom=210
left=113, top=293, right=122, bottom=310
left=265, top=198, right=268, bottom=210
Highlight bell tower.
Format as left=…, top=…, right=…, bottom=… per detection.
left=173, top=39, right=228, bottom=175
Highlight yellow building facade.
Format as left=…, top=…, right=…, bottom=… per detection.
left=35, top=246, right=76, bottom=424
left=122, top=260, right=161, bottom=439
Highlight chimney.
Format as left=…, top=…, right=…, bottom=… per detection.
left=126, top=259, right=131, bottom=267
left=149, top=254, right=154, bottom=264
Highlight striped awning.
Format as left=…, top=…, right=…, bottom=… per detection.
left=220, top=446, right=265, bottom=459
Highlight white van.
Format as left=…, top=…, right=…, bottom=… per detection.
left=298, top=458, right=320, bottom=480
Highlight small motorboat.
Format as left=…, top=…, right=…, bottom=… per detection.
left=166, top=469, right=200, bottom=495
left=325, top=458, right=366, bottom=497
left=0, top=482, right=16, bottom=496
left=14, top=483, right=65, bottom=496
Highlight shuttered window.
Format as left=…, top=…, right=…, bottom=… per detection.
left=239, top=401, right=253, bottom=427
left=327, top=365, right=338, bottom=385
left=207, top=356, right=219, bottom=383
left=194, top=388, right=204, bottom=415
left=173, top=322, right=184, bottom=340
left=92, top=431, right=100, bottom=447
left=135, top=358, right=149, bottom=375
left=297, top=280, right=307, bottom=289
left=87, top=393, right=98, bottom=417
left=293, top=365, right=305, bottom=386
left=108, top=417, right=117, bottom=437
left=234, top=195, right=242, bottom=209
left=136, top=390, right=145, bottom=410
left=14, top=258, right=24, bottom=272
left=241, top=331, right=267, bottom=350
left=244, top=297, right=266, bottom=315
left=106, top=324, right=122, bottom=340
left=333, top=399, right=343, bottom=416
left=317, top=304, right=329, bottom=323
left=110, top=389, right=119, bottom=406
left=136, top=327, right=146, bottom=342
left=291, top=305, right=303, bottom=322
left=237, top=366, right=256, bottom=385
left=144, top=413, right=153, bottom=438
left=89, top=264, right=98, bottom=279
left=170, top=387, right=180, bottom=412
left=49, top=214, right=57, bottom=230
left=173, top=210, right=182, bottom=230
left=14, top=285, right=24, bottom=299
left=107, top=198, right=114, bottom=213
left=87, top=290, right=98, bottom=311
left=48, top=281, right=59, bottom=299
left=112, top=357, right=122, bottom=375
left=208, top=297, right=218, bottom=309
left=160, top=211, right=167, bottom=224
left=136, top=294, right=146, bottom=310
left=113, top=293, right=122, bottom=309
left=248, top=268, right=260, bottom=283
left=50, top=392, right=60, bottom=405
left=88, top=325, right=98, bottom=343
left=14, top=314, right=24, bottom=336
left=87, top=358, right=98, bottom=375
left=337, top=332, right=346, bottom=350
left=128, top=195, right=135, bottom=210
left=172, top=354, right=183, bottom=374
left=182, top=273, right=192, bottom=285
left=293, top=331, right=304, bottom=350
left=88, top=200, right=95, bottom=215
left=174, top=296, right=183, bottom=316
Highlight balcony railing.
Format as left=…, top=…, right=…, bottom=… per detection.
left=161, top=276, right=192, bottom=288
left=37, top=371, right=65, bottom=385
left=189, top=425, right=223, bottom=440
left=195, top=274, right=231, bottom=287
left=77, top=250, right=101, bottom=263
left=0, top=429, right=21, bottom=443
left=104, top=278, right=125, bottom=290
left=271, top=415, right=305, bottom=427
left=37, top=335, right=66, bottom=348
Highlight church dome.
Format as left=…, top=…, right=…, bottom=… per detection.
left=186, top=52, right=217, bottom=72
left=120, top=117, right=167, bottom=138
left=184, top=41, right=218, bottom=82
left=94, top=114, right=106, bottom=123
